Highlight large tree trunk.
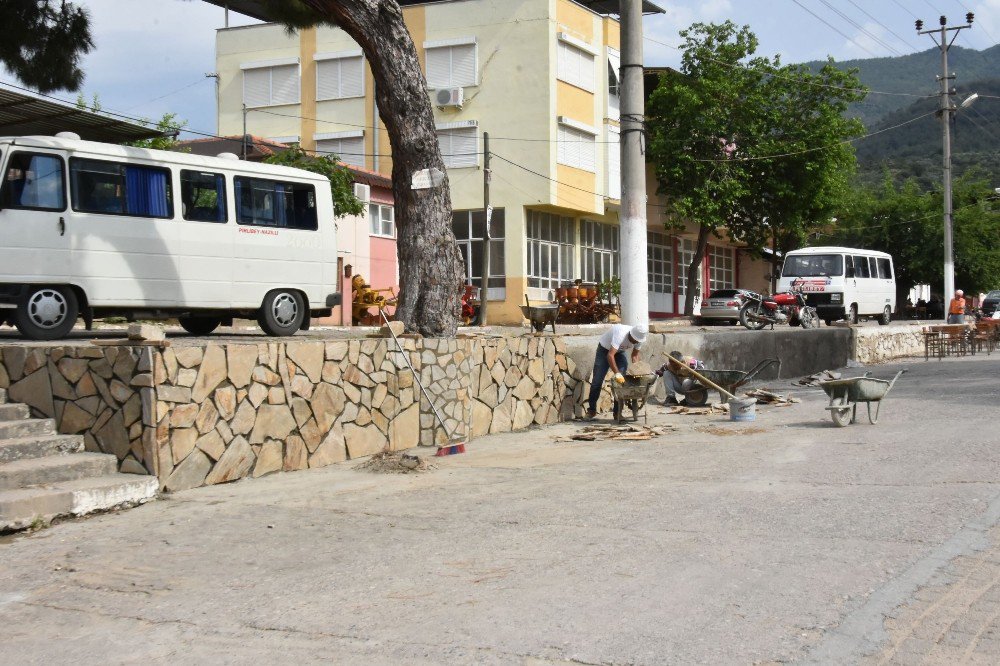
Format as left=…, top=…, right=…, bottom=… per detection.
left=301, top=0, right=463, bottom=336
left=683, top=225, right=711, bottom=315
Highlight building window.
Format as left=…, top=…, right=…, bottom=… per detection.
left=648, top=231, right=672, bottom=294
left=581, top=219, right=618, bottom=284
left=1, top=152, right=65, bottom=211
left=316, top=52, right=364, bottom=100
left=708, top=245, right=735, bottom=291
left=557, top=34, right=596, bottom=92
left=315, top=131, right=365, bottom=168
left=607, top=47, right=621, bottom=121
left=234, top=177, right=317, bottom=230
left=527, top=210, right=575, bottom=291
left=369, top=203, right=394, bottom=238
left=242, top=60, right=300, bottom=108
left=70, top=158, right=172, bottom=218
left=425, top=38, right=477, bottom=88
left=677, top=238, right=701, bottom=296
left=557, top=120, right=597, bottom=173
left=437, top=122, right=479, bottom=169
left=453, top=208, right=505, bottom=299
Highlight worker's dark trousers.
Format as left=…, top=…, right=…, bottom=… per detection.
left=587, top=344, right=627, bottom=414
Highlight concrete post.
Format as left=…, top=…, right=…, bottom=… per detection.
left=618, top=0, right=649, bottom=326
left=939, top=25, right=955, bottom=317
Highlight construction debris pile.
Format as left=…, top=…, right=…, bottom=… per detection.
left=560, top=423, right=675, bottom=442
left=793, top=370, right=842, bottom=387
left=667, top=403, right=729, bottom=416
left=354, top=448, right=433, bottom=474
left=745, top=388, right=800, bottom=405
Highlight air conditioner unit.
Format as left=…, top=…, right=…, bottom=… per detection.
left=353, top=183, right=371, bottom=202
left=435, top=87, right=464, bottom=108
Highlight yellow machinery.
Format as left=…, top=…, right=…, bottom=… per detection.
left=351, top=274, right=397, bottom=326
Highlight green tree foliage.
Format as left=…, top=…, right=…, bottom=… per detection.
left=76, top=94, right=187, bottom=151
left=646, top=22, right=865, bottom=310
left=1, top=0, right=93, bottom=93
left=833, top=173, right=1000, bottom=301
left=264, top=146, right=364, bottom=219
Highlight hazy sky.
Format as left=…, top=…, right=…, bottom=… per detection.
left=5, top=0, right=1000, bottom=139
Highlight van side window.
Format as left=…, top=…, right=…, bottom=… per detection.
left=70, top=158, right=173, bottom=218
left=1, top=152, right=66, bottom=211
left=877, top=258, right=892, bottom=279
left=181, top=170, right=227, bottom=223
left=853, top=255, right=870, bottom=278
left=845, top=255, right=855, bottom=278
left=234, top=177, right=317, bottom=231
left=868, top=257, right=877, bottom=278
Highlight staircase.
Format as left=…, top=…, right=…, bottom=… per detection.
left=0, top=387, right=158, bottom=532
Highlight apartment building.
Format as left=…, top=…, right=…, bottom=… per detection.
left=211, top=0, right=766, bottom=323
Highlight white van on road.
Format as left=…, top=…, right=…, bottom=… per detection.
left=777, top=246, right=896, bottom=325
left=0, top=134, right=341, bottom=340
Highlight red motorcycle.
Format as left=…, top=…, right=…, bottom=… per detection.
left=738, top=281, right=819, bottom=330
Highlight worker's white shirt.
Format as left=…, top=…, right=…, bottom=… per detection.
left=599, top=324, right=641, bottom=352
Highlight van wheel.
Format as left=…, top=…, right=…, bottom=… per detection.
left=847, top=304, right=859, bottom=325
left=178, top=316, right=221, bottom=336
left=878, top=306, right=891, bottom=326
left=258, top=289, right=304, bottom=337
left=14, top=286, right=79, bottom=341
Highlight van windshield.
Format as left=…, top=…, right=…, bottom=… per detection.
left=782, top=254, right=843, bottom=277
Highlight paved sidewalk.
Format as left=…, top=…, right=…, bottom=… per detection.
left=1, top=356, right=998, bottom=664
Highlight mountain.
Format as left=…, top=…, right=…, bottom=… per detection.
left=805, top=44, right=1000, bottom=128
left=804, top=46, right=1000, bottom=186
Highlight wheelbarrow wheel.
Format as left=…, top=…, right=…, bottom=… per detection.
left=532, top=320, right=547, bottom=333
left=830, top=396, right=853, bottom=427
left=683, top=387, right=709, bottom=407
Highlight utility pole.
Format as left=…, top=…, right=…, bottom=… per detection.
left=618, top=0, right=649, bottom=327
left=478, top=132, right=491, bottom=326
left=241, top=103, right=248, bottom=160
left=917, top=13, right=974, bottom=317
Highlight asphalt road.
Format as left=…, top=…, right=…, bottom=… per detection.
left=1, top=355, right=998, bottom=664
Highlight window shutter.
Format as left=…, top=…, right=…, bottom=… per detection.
left=341, top=56, right=364, bottom=97
left=243, top=68, right=270, bottom=107
left=451, top=127, right=478, bottom=168
left=270, top=64, right=299, bottom=105
left=607, top=126, right=621, bottom=199
left=437, top=130, right=454, bottom=166
left=340, top=136, right=365, bottom=167
left=316, top=60, right=340, bottom=100
left=451, top=44, right=477, bottom=86
left=425, top=47, right=451, bottom=88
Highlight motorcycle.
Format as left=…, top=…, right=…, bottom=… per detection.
left=738, top=282, right=819, bottom=330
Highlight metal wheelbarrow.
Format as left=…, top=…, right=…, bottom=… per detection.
left=820, top=370, right=905, bottom=427
left=681, top=358, right=782, bottom=406
left=521, top=296, right=559, bottom=333
left=611, top=373, right=657, bottom=423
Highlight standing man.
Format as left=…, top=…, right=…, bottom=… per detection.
left=948, top=289, right=966, bottom=324
left=585, top=323, right=648, bottom=419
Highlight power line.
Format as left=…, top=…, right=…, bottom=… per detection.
left=122, top=77, right=211, bottom=112
left=816, top=0, right=905, bottom=56
left=789, top=0, right=879, bottom=58
left=642, top=34, right=935, bottom=99
left=843, top=0, right=921, bottom=52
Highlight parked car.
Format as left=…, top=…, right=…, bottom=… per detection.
left=697, top=289, right=755, bottom=325
left=982, top=290, right=1000, bottom=317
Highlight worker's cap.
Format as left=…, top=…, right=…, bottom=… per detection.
left=630, top=324, right=648, bottom=344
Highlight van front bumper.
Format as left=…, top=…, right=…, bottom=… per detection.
left=816, top=305, right=846, bottom=320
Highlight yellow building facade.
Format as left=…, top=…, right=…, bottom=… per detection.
left=215, top=0, right=762, bottom=323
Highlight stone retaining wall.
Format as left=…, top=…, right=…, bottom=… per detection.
left=853, top=326, right=927, bottom=364
left=0, top=336, right=612, bottom=491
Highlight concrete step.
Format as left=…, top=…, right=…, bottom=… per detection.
left=0, top=434, right=84, bottom=464
left=0, top=403, right=30, bottom=421
left=0, top=474, right=159, bottom=532
left=0, top=418, right=56, bottom=440
left=0, top=453, right=118, bottom=491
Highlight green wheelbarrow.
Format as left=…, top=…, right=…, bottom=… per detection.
left=682, top=358, right=782, bottom=407
left=820, top=370, right=906, bottom=427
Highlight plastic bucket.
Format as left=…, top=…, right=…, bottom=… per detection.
left=729, top=397, right=756, bottom=422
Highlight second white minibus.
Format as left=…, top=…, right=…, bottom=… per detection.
left=777, top=246, right=896, bottom=325
left=0, top=133, right=341, bottom=340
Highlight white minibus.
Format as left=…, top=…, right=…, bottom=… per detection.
left=777, top=246, right=896, bottom=325
left=0, top=134, right=341, bottom=340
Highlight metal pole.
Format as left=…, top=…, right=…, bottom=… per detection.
left=242, top=104, right=248, bottom=160
left=618, top=0, right=649, bottom=327
left=940, top=26, right=955, bottom=318
left=479, top=132, right=491, bottom=326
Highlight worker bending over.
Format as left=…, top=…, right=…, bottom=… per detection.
left=586, top=323, right=648, bottom=419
